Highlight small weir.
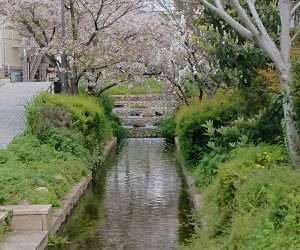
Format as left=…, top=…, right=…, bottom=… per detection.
left=50, top=138, right=193, bottom=249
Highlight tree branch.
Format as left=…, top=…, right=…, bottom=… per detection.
left=291, top=1, right=300, bottom=16
left=279, top=0, right=292, bottom=66
left=197, top=0, right=254, bottom=41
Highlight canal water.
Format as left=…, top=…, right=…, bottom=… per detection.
left=50, top=138, right=193, bottom=250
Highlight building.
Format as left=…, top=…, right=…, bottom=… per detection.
left=0, top=18, right=23, bottom=81
left=0, top=17, right=48, bottom=82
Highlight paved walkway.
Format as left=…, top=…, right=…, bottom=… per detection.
left=0, top=82, right=51, bottom=149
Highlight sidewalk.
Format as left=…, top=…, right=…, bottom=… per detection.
left=0, top=82, right=51, bottom=149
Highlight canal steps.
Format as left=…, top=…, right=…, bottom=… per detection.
left=112, top=94, right=176, bottom=138
left=0, top=205, right=51, bottom=250
left=0, top=231, right=48, bottom=250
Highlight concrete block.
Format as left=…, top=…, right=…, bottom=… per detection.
left=0, top=231, right=48, bottom=250
left=0, top=205, right=52, bottom=231
left=0, top=212, right=8, bottom=223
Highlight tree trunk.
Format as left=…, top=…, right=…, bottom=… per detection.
left=198, top=85, right=203, bottom=103
left=280, top=68, right=300, bottom=168
left=71, top=64, right=79, bottom=95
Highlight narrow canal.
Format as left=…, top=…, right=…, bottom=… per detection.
left=50, top=138, right=193, bottom=250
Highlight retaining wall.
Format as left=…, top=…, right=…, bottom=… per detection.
left=175, top=137, right=206, bottom=229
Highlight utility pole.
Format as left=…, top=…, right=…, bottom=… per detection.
left=61, top=0, right=68, bottom=93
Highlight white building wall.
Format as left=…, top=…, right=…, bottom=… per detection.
left=0, top=18, right=23, bottom=80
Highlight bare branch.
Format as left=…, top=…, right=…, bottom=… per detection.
left=291, top=1, right=300, bottom=16
left=245, top=0, right=273, bottom=40
left=197, top=0, right=254, bottom=41
left=279, top=0, right=292, bottom=65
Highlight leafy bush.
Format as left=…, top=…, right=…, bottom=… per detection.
left=228, top=166, right=300, bottom=249
left=26, top=93, right=113, bottom=151
left=41, top=128, right=88, bottom=158
left=98, top=93, right=127, bottom=140
left=194, top=151, right=230, bottom=189
left=159, top=116, right=176, bottom=143
left=256, top=93, right=284, bottom=144
left=291, top=60, right=300, bottom=133
left=176, top=93, right=241, bottom=162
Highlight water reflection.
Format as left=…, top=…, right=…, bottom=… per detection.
left=50, top=138, right=192, bottom=250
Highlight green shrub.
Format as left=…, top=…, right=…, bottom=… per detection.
left=26, top=93, right=113, bottom=151
left=159, top=116, right=176, bottom=143
left=228, top=166, right=300, bottom=249
left=98, top=93, right=127, bottom=140
left=194, top=151, right=230, bottom=189
left=256, top=93, right=284, bottom=144
left=41, top=128, right=88, bottom=158
left=216, top=145, right=286, bottom=214
left=176, top=93, right=241, bottom=162
left=291, top=61, right=300, bottom=133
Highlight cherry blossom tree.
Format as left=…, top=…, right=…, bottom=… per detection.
left=0, top=0, right=159, bottom=94
left=151, top=0, right=223, bottom=104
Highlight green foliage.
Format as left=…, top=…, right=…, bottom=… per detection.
left=0, top=92, right=120, bottom=207
left=198, top=0, right=279, bottom=87
left=176, top=93, right=241, bottom=162
left=256, top=93, right=284, bottom=143
left=0, top=134, right=89, bottom=207
left=105, top=79, right=162, bottom=95
left=48, top=235, right=69, bottom=246
left=291, top=60, right=300, bottom=133
left=187, top=145, right=298, bottom=249
left=159, top=116, right=176, bottom=143
left=41, top=128, right=88, bottom=159
left=98, top=93, right=127, bottom=140
left=26, top=93, right=113, bottom=152
left=194, top=151, right=230, bottom=189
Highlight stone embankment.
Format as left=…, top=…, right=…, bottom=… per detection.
left=112, top=94, right=176, bottom=138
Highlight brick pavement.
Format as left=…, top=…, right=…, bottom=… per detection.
left=0, top=82, right=51, bottom=149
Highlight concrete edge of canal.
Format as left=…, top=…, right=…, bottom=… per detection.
left=0, top=137, right=118, bottom=250
left=51, top=137, right=118, bottom=235
left=175, top=137, right=207, bottom=230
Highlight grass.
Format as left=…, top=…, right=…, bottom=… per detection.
left=105, top=79, right=162, bottom=95
left=183, top=144, right=300, bottom=249
left=0, top=134, right=89, bottom=207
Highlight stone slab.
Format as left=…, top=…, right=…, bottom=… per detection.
left=0, top=212, right=8, bottom=223
left=113, top=107, right=170, bottom=116
left=0, top=231, right=48, bottom=250
left=0, top=205, right=51, bottom=215
left=111, top=94, right=164, bottom=101
left=120, top=116, right=163, bottom=126
left=114, top=100, right=177, bottom=108
left=124, top=126, right=160, bottom=138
